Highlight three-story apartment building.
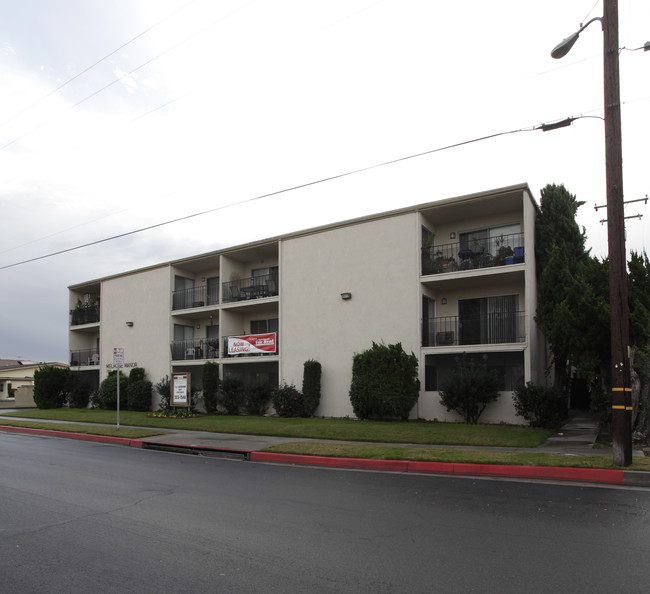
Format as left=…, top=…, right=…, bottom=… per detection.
left=68, top=183, right=547, bottom=422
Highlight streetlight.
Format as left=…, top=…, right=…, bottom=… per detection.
left=551, top=0, right=631, bottom=466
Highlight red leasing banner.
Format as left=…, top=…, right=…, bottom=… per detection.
left=228, top=333, right=276, bottom=355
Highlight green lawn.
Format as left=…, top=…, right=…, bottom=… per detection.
left=0, top=408, right=550, bottom=447
left=0, top=418, right=160, bottom=439
left=260, top=441, right=650, bottom=471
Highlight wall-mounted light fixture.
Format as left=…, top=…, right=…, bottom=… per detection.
left=196, top=324, right=201, bottom=329
left=441, top=298, right=447, bottom=305
left=340, top=292, right=352, bottom=300
left=126, top=321, right=134, bottom=327
left=449, top=232, right=456, bottom=239
left=201, top=277, right=205, bottom=282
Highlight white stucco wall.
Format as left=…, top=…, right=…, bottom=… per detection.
left=100, top=266, right=171, bottom=390
left=280, top=213, right=421, bottom=418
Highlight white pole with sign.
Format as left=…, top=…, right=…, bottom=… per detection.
left=113, top=348, right=124, bottom=430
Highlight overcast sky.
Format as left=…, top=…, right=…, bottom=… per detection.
left=1, top=0, right=649, bottom=363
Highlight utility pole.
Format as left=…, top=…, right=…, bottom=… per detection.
left=603, top=0, right=632, bottom=466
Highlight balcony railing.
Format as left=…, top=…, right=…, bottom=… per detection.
left=70, top=304, right=100, bottom=326
left=422, top=312, right=526, bottom=347
left=172, top=285, right=220, bottom=310
left=222, top=273, right=279, bottom=303
left=170, top=338, right=220, bottom=361
left=70, top=348, right=100, bottom=367
left=422, top=233, right=525, bottom=275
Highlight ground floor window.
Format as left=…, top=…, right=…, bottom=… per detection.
left=425, top=352, right=524, bottom=391
left=223, top=361, right=278, bottom=387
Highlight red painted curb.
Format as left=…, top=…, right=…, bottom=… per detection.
left=250, top=452, right=626, bottom=484
left=0, top=425, right=143, bottom=448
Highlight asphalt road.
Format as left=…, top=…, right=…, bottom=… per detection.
left=1, top=431, right=649, bottom=593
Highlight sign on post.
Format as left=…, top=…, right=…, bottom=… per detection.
left=172, top=373, right=191, bottom=408
left=113, top=348, right=124, bottom=367
left=113, top=348, right=125, bottom=430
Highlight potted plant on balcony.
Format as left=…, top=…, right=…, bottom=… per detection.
left=494, top=235, right=513, bottom=266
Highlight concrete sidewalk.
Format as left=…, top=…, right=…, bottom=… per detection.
left=1, top=410, right=648, bottom=487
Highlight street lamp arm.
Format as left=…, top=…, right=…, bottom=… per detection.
left=551, top=16, right=603, bottom=58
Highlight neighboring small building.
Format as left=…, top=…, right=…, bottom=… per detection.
left=67, top=183, right=548, bottom=423
left=0, top=360, right=68, bottom=408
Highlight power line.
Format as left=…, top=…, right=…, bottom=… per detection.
left=0, top=0, right=200, bottom=130
left=1, top=0, right=256, bottom=151
left=1, top=120, right=553, bottom=271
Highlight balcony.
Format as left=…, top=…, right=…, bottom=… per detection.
left=422, top=311, right=526, bottom=347
left=422, top=233, right=525, bottom=275
left=70, top=304, right=100, bottom=326
left=172, top=286, right=220, bottom=311
left=70, top=348, right=100, bottom=367
left=170, top=338, right=220, bottom=361
left=222, top=273, right=279, bottom=303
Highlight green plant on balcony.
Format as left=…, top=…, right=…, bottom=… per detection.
left=494, top=234, right=513, bottom=266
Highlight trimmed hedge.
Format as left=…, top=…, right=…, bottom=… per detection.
left=64, top=372, right=92, bottom=408
left=33, top=365, right=68, bottom=409
left=244, top=381, right=272, bottom=415
left=202, top=362, right=220, bottom=414
left=220, top=376, right=245, bottom=415
left=272, top=383, right=304, bottom=417
left=302, top=359, right=322, bottom=417
left=96, top=371, right=129, bottom=410
left=349, top=342, right=420, bottom=420
left=513, top=382, right=568, bottom=428
left=439, top=355, right=500, bottom=423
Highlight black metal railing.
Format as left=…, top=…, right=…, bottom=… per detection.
left=222, top=273, right=279, bottom=303
left=422, top=312, right=526, bottom=346
left=170, top=338, right=220, bottom=361
left=422, top=233, right=525, bottom=275
left=70, top=348, right=100, bottom=367
left=171, top=285, right=220, bottom=310
left=70, top=304, right=100, bottom=326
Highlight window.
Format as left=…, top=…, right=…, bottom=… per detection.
left=422, top=296, right=435, bottom=346
left=458, top=295, right=520, bottom=345
left=173, top=276, right=195, bottom=310
left=172, top=324, right=195, bottom=360
left=425, top=352, right=524, bottom=391
left=207, top=276, right=219, bottom=305
left=251, top=318, right=278, bottom=334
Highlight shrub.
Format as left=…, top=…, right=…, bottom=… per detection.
left=243, top=381, right=272, bottom=415
left=129, top=367, right=146, bottom=383
left=349, top=342, right=420, bottom=420
left=33, top=365, right=69, bottom=409
left=155, top=376, right=171, bottom=410
left=439, top=355, right=500, bottom=423
left=64, top=373, right=92, bottom=408
left=97, top=371, right=128, bottom=410
left=302, top=359, right=322, bottom=416
left=272, top=383, right=304, bottom=417
left=89, top=390, right=101, bottom=409
left=127, top=379, right=152, bottom=411
left=513, top=382, right=568, bottom=428
left=202, top=362, right=220, bottom=414
left=220, top=375, right=245, bottom=415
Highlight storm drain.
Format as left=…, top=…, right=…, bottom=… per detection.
left=142, top=442, right=249, bottom=460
